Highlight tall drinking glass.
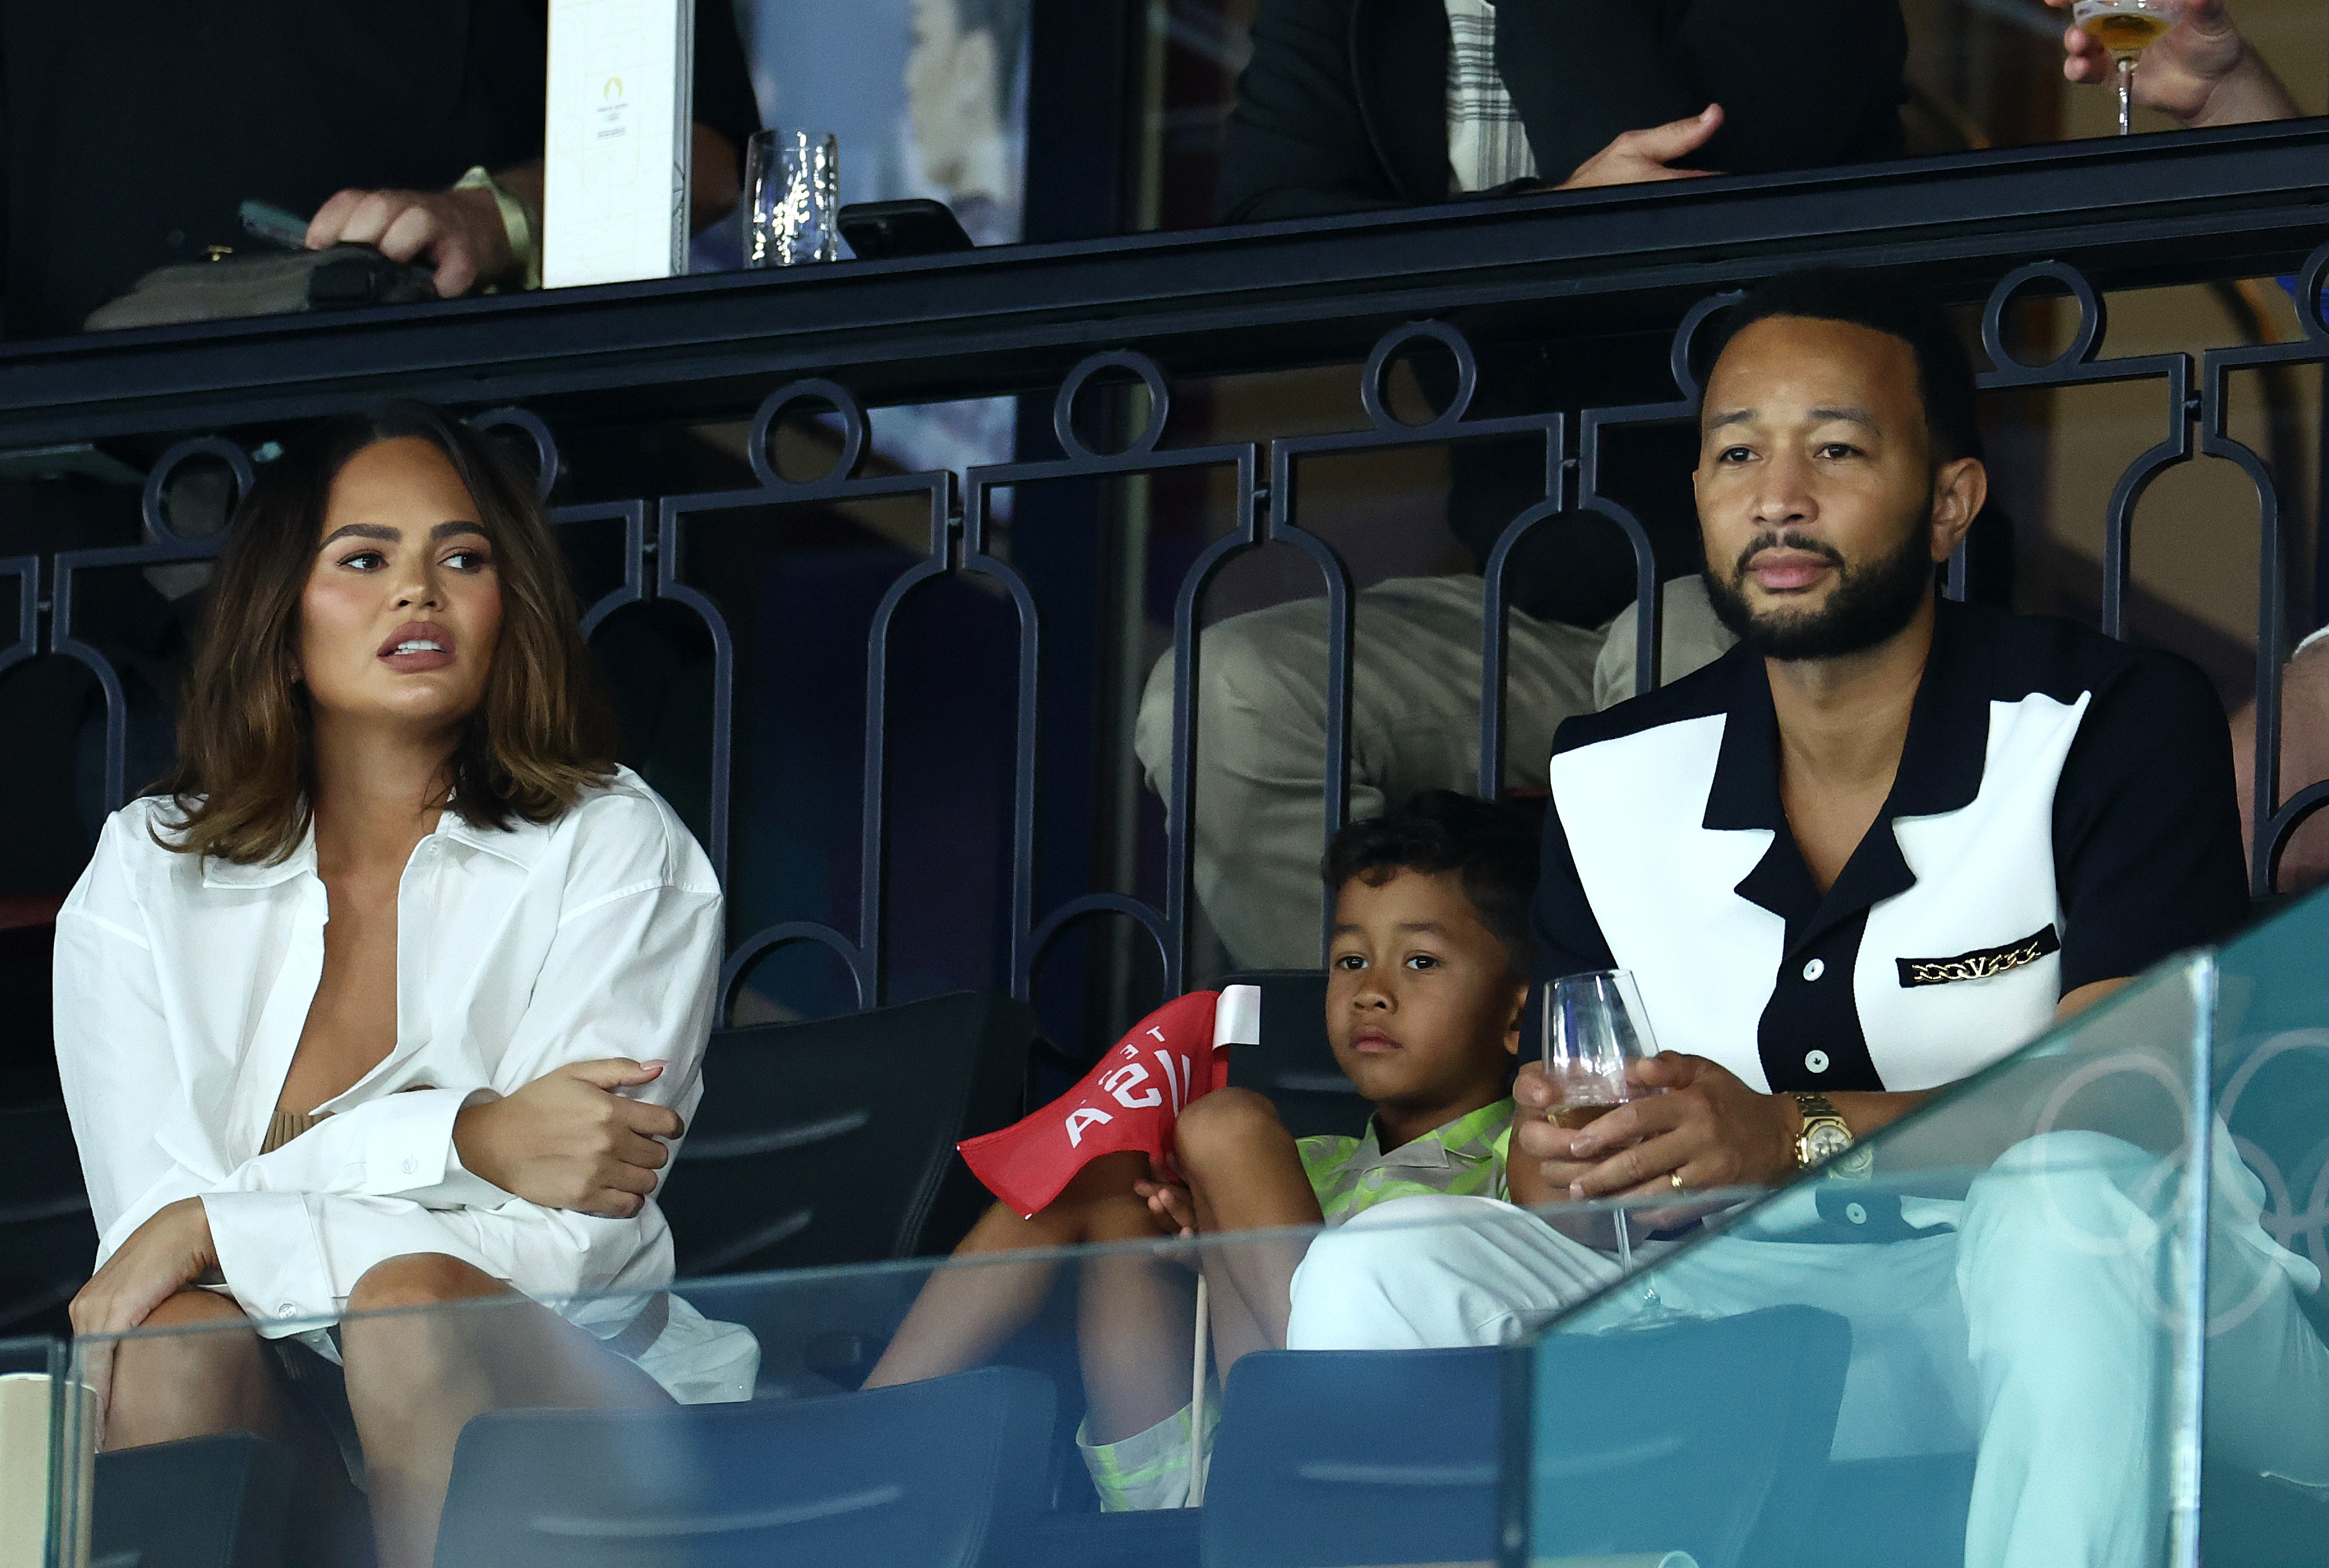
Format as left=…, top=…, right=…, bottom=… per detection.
left=743, top=129, right=840, bottom=267
left=1543, top=969, right=1661, bottom=1273
left=2070, top=0, right=2180, bottom=135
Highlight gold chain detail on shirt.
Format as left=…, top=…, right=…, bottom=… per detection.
left=1901, top=936, right=2052, bottom=987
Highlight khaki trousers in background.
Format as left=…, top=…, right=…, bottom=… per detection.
left=1132, top=573, right=1732, bottom=971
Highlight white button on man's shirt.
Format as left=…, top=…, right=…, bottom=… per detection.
left=1802, top=959, right=1826, bottom=982
left=1805, top=1050, right=1830, bottom=1073
left=1845, top=1202, right=1869, bottom=1226
left=400, top=1157, right=418, bottom=1176
left=278, top=1303, right=298, bottom=1317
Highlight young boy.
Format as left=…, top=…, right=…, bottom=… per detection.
left=862, top=789, right=1536, bottom=1509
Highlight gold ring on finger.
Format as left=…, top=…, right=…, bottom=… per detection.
left=1669, top=1171, right=1687, bottom=1192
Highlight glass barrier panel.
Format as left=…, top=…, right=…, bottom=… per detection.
left=1518, top=956, right=2212, bottom=1568
left=2201, top=888, right=2329, bottom=1568
left=0, top=1335, right=68, bottom=1568
left=59, top=1201, right=1647, bottom=1568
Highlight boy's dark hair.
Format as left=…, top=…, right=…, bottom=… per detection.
left=1700, top=269, right=1984, bottom=466
left=1323, top=790, right=1538, bottom=974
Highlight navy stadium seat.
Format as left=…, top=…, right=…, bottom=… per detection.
left=91, top=1431, right=297, bottom=1568
left=1201, top=1306, right=1849, bottom=1568
left=1220, top=971, right=1367, bottom=1141
left=431, top=1365, right=1055, bottom=1568
left=659, top=991, right=1039, bottom=1276
left=0, top=1101, right=98, bottom=1339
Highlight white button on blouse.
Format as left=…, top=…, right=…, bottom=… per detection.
left=1802, top=959, right=1826, bottom=982
left=54, top=768, right=735, bottom=1387
left=1805, top=1050, right=1831, bottom=1074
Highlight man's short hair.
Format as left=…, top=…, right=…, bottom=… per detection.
left=1323, top=791, right=1539, bottom=974
left=1700, top=270, right=1984, bottom=466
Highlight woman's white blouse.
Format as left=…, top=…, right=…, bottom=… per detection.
left=53, top=766, right=730, bottom=1370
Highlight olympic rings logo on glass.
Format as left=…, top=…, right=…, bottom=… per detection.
left=2028, top=1008, right=2329, bottom=1340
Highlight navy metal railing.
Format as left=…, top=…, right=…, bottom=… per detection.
left=10, top=125, right=2329, bottom=1051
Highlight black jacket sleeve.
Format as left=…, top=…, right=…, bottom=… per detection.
left=691, top=0, right=761, bottom=155
left=1217, top=0, right=1906, bottom=225
left=1493, top=0, right=1907, bottom=185
left=1214, top=0, right=1448, bottom=225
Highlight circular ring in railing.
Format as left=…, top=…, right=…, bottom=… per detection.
left=141, top=437, right=257, bottom=546
left=1983, top=261, right=2105, bottom=374
left=468, top=407, right=564, bottom=505
left=1360, top=320, right=1476, bottom=433
left=717, top=920, right=871, bottom=1022
left=1668, top=290, right=1749, bottom=402
left=748, top=377, right=869, bottom=490
left=2296, top=237, right=2329, bottom=343
left=1052, top=349, right=1170, bottom=459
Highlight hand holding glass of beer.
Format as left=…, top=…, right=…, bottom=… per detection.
left=2070, top=0, right=2182, bottom=135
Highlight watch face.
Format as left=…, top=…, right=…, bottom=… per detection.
left=1805, top=1123, right=1853, bottom=1161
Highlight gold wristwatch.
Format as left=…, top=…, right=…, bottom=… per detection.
left=1792, top=1092, right=1872, bottom=1179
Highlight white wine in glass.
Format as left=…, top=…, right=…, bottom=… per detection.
left=2071, top=0, right=2181, bottom=136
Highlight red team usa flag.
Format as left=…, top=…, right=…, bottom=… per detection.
left=958, top=985, right=1262, bottom=1218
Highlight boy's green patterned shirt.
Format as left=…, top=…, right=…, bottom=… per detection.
left=1296, top=1097, right=1513, bottom=1225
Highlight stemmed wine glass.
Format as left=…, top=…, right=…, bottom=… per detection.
left=1542, top=970, right=1662, bottom=1278
left=2070, top=0, right=2182, bottom=136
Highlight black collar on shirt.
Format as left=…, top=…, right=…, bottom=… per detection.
left=1702, top=597, right=1992, bottom=957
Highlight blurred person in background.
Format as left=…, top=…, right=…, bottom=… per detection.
left=906, top=0, right=1028, bottom=246
left=2048, top=0, right=2300, bottom=128
left=1139, top=0, right=1919, bottom=971
left=0, top=1, right=758, bottom=338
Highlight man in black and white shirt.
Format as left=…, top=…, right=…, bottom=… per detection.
left=1137, top=0, right=1915, bottom=972
left=1526, top=287, right=2247, bottom=1135
left=1281, top=272, right=2329, bottom=1565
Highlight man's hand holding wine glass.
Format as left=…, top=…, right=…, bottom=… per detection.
left=1513, top=1054, right=1797, bottom=1211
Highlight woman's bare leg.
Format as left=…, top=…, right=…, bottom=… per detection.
left=1171, top=1089, right=1324, bottom=1376
left=862, top=1147, right=1195, bottom=1441
left=337, top=1253, right=670, bottom=1568
left=104, top=1289, right=299, bottom=1450
left=105, top=1290, right=367, bottom=1567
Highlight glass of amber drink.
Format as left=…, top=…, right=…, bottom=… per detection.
left=1543, top=969, right=1659, bottom=1129
left=1543, top=969, right=1663, bottom=1267
left=2070, top=0, right=2181, bottom=135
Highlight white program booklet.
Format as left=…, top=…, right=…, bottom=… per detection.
left=543, top=0, right=694, bottom=288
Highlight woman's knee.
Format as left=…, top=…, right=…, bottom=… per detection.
left=345, top=1253, right=507, bottom=1317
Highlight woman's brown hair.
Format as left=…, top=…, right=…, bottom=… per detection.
left=158, top=401, right=618, bottom=863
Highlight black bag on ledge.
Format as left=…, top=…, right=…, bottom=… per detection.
left=82, top=243, right=437, bottom=331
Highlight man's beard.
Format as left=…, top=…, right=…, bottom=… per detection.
left=1703, top=512, right=1936, bottom=662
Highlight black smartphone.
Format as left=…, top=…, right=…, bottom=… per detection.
left=838, top=199, right=975, bottom=261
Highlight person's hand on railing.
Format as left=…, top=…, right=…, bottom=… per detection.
left=304, top=182, right=520, bottom=297
left=1555, top=105, right=1726, bottom=190
left=451, top=1059, right=686, bottom=1217
left=2047, top=0, right=2300, bottom=128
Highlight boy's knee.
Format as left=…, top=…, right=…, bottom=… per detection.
left=1174, top=1088, right=1285, bottom=1167
left=345, top=1253, right=504, bottom=1317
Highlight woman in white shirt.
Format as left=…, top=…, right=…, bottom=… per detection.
left=54, top=402, right=754, bottom=1568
